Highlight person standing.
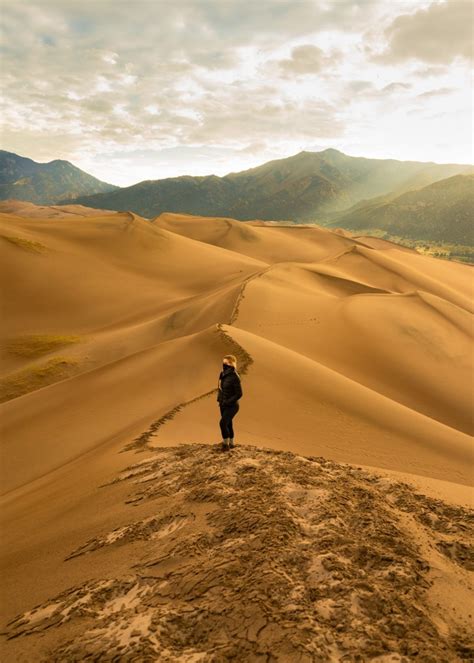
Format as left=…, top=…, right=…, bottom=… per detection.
left=217, top=354, right=243, bottom=450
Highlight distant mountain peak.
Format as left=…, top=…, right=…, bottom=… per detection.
left=48, top=158, right=72, bottom=166
left=292, top=148, right=345, bottom=160
left=0, top=149, right=118, bottom=204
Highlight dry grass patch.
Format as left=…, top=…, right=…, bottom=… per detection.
left=4, top=334, right=83, bottom=359
left=0, top=356, right=80, bottom=402
left=0, top=234, right=48, bottom=253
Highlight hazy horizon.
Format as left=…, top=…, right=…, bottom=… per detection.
left=5, top=144, right=474, bottom=189
left=2, top=0, right=472, bottom=186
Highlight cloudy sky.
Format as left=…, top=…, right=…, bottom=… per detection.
left=1, top=0, right=472, bottom=186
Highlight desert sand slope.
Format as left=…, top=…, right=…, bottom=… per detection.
left=1, top=444, right=473, bottom=662
left=1, top=313, right=471, bottom=497
left=0, top=209, right=265, bottom=338
left=0, top=325, right=228, bottom=494
left=155, top=214, right=471, bottom=310
left=0, top=207, right=472, bottom=487
left=0, top=199, right=118, bottom=217
left=228, top=261, right=473, bottom=435
left=0, top=207, right=473, bottom=662
left=151, top=214, right=473, bottom=434
left=147, top=323, right=472, bottom=485
left=324, top=245, right=473, bottom=313
left=152, top=212, right=368, bottom=263
left=349, top=234, right=424, bottom=252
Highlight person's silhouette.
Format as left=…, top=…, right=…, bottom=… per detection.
left=217, top=354, right=243, bottom=450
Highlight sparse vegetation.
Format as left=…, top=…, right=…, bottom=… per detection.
left=4, top=333, right=83, bottom=358
left=415, top=242, right=474, bottom=264
left=344, top=228, right=474, bottom=264
left=0, top=356, right=80, bottom=403
left=0, top=234, right=48, bottom=253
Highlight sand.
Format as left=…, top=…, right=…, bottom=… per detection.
left=0, top=203, right=473, bottom=661
left=0, top=199, right=119, bottom=218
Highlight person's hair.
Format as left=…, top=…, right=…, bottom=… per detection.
left=221, top=354, right=241, bottom=381
left=223, top=354, right=237, bottom=368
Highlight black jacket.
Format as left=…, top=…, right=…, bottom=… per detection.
left=217, top=365, right=243, bottom=407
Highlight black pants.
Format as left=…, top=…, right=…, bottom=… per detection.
left=219, top=401, right=240, bottom=439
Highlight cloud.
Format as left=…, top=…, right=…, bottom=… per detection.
left=373, top=0, right=473, bottom=64
left=277, top=44, right=342, bottom=75
left=1, top=0, right=471, bottom=183
left=337, top=79, right=412, bottom=105
left=1, top=1, right=349, bottom=154
left=343, top=80, right=375, bottom=94
left=412, top=64, right=449, bottom=77
left=186, top=98, right=345, bottom=144
left=238, top=141, right=269, bottom=154
left=381, top=82, right=411, bottom=93
left=416, top=86, right=456, bottom=98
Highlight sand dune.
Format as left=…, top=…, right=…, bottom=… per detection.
left=0, top=199, right=118, bottom=217
left=153, top=212, right=365, bottom=263
left=147, top=322, right=472, bottom=483
left=0, top=210, right=265, bottom=338
left=350, top=234, right=424, bottom=252
left=228, top=266, right=473, bottom=435
left=1, top=202, right=473, bottom=661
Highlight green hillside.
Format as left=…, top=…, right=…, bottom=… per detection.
left=0, top=151, right=118, bottom=205
left=66, top=149, right=471, bottom=221
left=326, top=173, right=474, bottom=247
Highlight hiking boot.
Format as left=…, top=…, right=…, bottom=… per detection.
left=229, top=438, right=235, bottom=448
left=222, top=438, right=230, bottom=450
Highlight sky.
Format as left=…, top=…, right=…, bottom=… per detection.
left=1, top=0, right=473, bottom=186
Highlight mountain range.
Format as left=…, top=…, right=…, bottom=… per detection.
left=0, top=150, right=118, bottom=204
left=2, top=148, right=471, bottom=218
left=1, top=148, right=472, bottom=248
left=65, top=148, right=472, bottom=222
